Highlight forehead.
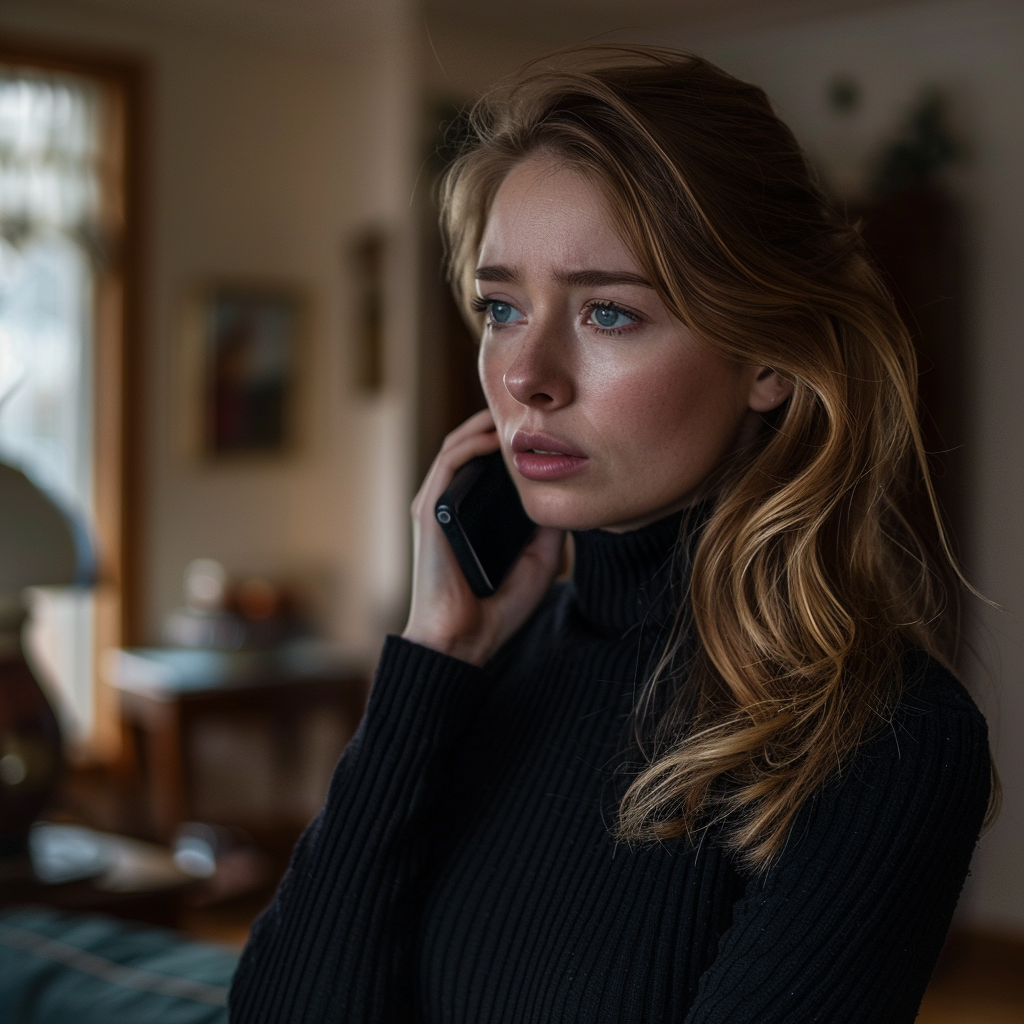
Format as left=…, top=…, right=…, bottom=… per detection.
left=477, top=156, right=638, bottom=275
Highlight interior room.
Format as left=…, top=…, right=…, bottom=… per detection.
left=0, top=0, right=1021, bottom=1019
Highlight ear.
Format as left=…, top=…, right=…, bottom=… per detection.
left=747, top=366, right=793, bottom=413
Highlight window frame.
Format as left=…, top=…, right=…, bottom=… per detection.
left=0, top=33, right=147, bottom=759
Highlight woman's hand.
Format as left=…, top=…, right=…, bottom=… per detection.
left=402, top=409, right=566, bottom=667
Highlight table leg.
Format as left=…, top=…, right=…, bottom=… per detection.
left=145, top=701, right=186, bottom=841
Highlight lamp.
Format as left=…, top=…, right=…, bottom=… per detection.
left=0, top=459, right=95, bottom=858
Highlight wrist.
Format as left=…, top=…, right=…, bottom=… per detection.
left=399, top=626, right=494, bottom=668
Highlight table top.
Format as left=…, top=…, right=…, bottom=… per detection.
left=109, top=641, right=370, bottom=699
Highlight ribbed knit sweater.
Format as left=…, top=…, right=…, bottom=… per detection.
left=229, top=509, right=991, bottom=1023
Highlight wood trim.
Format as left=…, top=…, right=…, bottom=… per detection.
left=940, top=927, right=1024, bottom=969
left=924, top=926, right=1024, bottom=1016
left=0, top=35, right=150, bottom=757
left=0, top=33, right=145, bottom=87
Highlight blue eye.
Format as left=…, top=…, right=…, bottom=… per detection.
left=489, top=301, right=522, bottom=324
left=471, top=297, right=526, bottom=325
left=589, top=304, right=636, bottom=330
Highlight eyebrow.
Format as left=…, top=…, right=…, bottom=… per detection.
left=474, top=265, right=654, bottom=289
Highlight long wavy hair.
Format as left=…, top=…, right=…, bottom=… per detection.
left=439, top=45, right=985, bottom=870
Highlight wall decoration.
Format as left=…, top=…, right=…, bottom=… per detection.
left=182, top=283, right=304, bottom=459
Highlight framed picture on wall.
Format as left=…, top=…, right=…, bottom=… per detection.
left=180, top=282, right=306, bottom=460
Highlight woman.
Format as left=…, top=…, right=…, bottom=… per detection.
left=230, top=47, right=992, bottom=1023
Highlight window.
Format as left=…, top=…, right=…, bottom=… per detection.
left=0, top=46, right=141, bottom=758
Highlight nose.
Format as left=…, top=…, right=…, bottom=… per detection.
left=502, top=326, right=574, bottom=409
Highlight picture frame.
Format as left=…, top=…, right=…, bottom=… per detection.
left=179, top=281, right=306, bottom=461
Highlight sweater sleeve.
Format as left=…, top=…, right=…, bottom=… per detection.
left=229, top=635, right=487, bottom=1024
left=683, top=664, right=991, bottom=1024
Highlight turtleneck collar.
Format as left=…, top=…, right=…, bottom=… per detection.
left=569, top=505, right=703, bottom=637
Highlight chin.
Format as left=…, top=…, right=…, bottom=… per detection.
left=519, top=483, right=696, bottom=534
left=518, top=489, right=624, bottom=533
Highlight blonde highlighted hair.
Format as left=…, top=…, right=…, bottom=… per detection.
left=439, top=46, right=986, bottom=870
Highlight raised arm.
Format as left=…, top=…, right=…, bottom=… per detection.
left=231, top=410, right=563, bottom=1023
left=683, top=663, right=991, bottom=1024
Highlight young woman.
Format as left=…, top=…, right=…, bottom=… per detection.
left=230, top=47, right=992, bottom=1023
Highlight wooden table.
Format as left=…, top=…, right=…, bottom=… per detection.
left=110, top=644, right=369, bottom=841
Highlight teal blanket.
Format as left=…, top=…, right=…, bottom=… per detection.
left=0, top=907, right=238, bottom=1023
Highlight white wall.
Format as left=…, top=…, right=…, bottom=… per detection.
left=683, top=0, right=1024, bottom=937
left=0, top=0, right=420, bottom=656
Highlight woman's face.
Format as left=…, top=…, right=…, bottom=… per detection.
left=476, top=154, right=782, bottom=533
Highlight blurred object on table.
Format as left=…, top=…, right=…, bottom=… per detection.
left=0, top=817, right=271, bottom=934
left=29, top=822, right=187, bottom=891
left=172, top=822, right=269, bottom=907
left=162, top=558, right=313, bottom=651
left=0, top=821, right=192, bottom=928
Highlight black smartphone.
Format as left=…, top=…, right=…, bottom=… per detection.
left=435, top=451, right=536, bottom=597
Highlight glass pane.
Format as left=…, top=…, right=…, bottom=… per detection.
left=0, top=68, right=101, bottom=740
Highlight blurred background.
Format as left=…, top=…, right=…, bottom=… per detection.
left=0, top=0, right=1021, bottom=1017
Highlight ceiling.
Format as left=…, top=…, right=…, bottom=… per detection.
left=424, top=0, right=914, bottom=39
left=53, top=0, right=919, bottom=46
left=47, top=0, right=405, bottom=45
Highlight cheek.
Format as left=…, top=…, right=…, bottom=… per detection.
left=588, top=350, right=747, bottom=461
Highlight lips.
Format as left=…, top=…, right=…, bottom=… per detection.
left=511, top=432, right=587, bottom=458
left=510, top=431, right=588, bottom=482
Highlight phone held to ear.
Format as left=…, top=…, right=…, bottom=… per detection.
left=435, top=451, right=537, bottom=598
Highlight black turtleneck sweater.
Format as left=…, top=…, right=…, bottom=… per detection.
left=229, top=511, right=991, bottom=1023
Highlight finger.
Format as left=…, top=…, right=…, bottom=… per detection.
left=427, top=430, right=501, bottom=497
left=438, top=408, right=495, bottom=452
left=412, top=429, right=501, bottom=519
left=414, top=412, right=498, bottom=511
left=415, top=411, right=495, bottom=503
